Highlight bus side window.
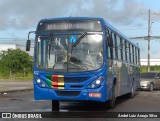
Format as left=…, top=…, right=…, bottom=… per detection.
left=106, top=29, right=110, bottom=59
left=106, top=28, right=115, bottom=67
left=111, top=32, right=116, bottom=59
left=135, top=47, right=137, bottom=64
left=114, top=33, right=118, bottom=59
left=130, top=44, right=132, bottom=63
left=128, top=43, right=131, bottom=63
left=125, top=40, right=127, bottom=62
left=116, top=36, right=121, bottom=60
left=126, top=41, right=130, bottom=62
left=132, top=45, right=135, bottom=63
left=121, top=39, right=125, bottom=61
left=138, top=49, right=140, bottom=65
left=106, top=28, right=113, bottom=59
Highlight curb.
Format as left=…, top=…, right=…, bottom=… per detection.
left=0, top=88, right=33, bottom=95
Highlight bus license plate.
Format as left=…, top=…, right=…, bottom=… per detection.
left=89, top=92, right=101, bottom=98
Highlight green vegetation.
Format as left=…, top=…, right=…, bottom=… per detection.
left=0, top=49, right=33, bottom=80
left=0, top=48, right=159, bottom=80
left=141, top=65, right=160, bottom=73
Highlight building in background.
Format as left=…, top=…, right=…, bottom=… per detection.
left=0, top=44, right=34, bottom=56
left=0, top=44, right=17, bottom=51
left=140, top=59, right=160, bottom=66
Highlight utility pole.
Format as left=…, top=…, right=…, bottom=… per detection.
left=148, top=10, right=151, bottom=72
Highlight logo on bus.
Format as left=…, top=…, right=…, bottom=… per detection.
left=70, top=36, right=77, bottom=43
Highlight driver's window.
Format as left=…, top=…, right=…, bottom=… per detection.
left=106, top=28, right=111, bottom=59
left=106, top=28, right=113, bottom=67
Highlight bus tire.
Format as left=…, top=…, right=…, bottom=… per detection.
left=52, top=100, right=59, bottom=111
left=108, top=84, right=116, bottom=109
left=127, top=82, right=135, bottom=98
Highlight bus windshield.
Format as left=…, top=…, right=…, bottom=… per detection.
left=36, top=34, right=103, bottom=72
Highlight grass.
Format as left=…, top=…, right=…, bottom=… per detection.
left=141, top=66, right=160, bottom=73
left=0, top=72, right=33, bottom=82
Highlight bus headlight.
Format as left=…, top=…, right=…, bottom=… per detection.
left=37, top=79, right=41, bottom=83
left=41, top=83, right=46, bottom=87
left=36, top=78, right=47, bottom=88
left=95, top=79, right=101, bottom=85
left=88, top=76, right=104, bottom=89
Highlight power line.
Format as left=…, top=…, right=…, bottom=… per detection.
left=120, top=28, right=160, bottom=31
left=130, top=36, right=160, bottom=40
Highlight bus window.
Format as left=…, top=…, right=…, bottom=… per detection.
left=37, top=37, right=42, bottom=67
left=122, top=39, right=126, bottom=62
left=111, top=32, right=116, bottom=59
left=130, top=44, right=132, bottom=63
left=125, top=41, right=127, bottom=62
left=116, top=36, right=121, bottom=60
left=106, top=29, right=110, bottom=59
left=126, top=42, right=129, bottom=62
left=135, top=47, right=137, bottom=64
left=137, top=48, right=140, bottom=65
left=114, top=34, right=118, bottom=59
left=138, top=49, right=140, bottom=65
left=120, top=38, right=123, bottom=61
left=132, top=46, right=135, bottom=64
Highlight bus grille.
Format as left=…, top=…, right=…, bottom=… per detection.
left=45, top=74, right=89, bottom=83
left=64, top=77, right=89, bottom=83
left=55, top=91, right=80, bottom=97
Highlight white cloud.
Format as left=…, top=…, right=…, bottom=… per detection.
left=0, top=0, right=148, bottom=30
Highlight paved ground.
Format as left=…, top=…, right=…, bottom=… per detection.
left=0, top=89, right=160, bottom=121
left=0, top=81, right=33, bottom=93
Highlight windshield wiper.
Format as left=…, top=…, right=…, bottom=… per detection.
left=72, top=32, right=87, bottom=47
left=69, top=32, right=87, bottom=66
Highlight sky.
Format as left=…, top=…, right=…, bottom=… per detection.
left=0, top=0, right=160, bottom=59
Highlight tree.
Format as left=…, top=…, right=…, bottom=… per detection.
left=0, top=49, right=32, bottom=79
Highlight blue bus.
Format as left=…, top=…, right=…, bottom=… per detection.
left=26, top=17, right=140, bottom=110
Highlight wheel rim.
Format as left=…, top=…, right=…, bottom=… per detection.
left=150, top=83, right=153, bottom=91
left=131, top=84, right=134, bottom=96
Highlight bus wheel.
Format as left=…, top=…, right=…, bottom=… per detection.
left=108, top=85, right=116, bottom=109
left=52, top=100, right=59, bottom=111
left=149, top=83, right=154, bottom=91
left=128, top=82, right=135, bottom=98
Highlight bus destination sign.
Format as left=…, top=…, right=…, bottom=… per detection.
left=43, top=20, right=102, bottom=31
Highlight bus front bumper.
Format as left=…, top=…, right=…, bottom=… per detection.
left=34, top=85, right=108, bottom=102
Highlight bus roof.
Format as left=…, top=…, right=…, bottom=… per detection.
left=38, top=17, right=139, bottom=48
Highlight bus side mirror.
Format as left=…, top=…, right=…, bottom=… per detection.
left=26, top=40, right=31, bottom=51
left=26, top=31, right=36, bottom=51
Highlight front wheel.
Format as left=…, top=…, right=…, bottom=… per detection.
left=149, top=83, right=154, bottom=91
left=52, top=100, right=59, bottom=111
left=108, top=85, right=116, bottom=109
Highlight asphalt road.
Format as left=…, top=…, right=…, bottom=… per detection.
left=0, top=81, right=33, bottom=92
left=0, top=90, right=160, bottom=121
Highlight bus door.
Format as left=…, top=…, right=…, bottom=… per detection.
left=106, top=28, right=114, bottom=85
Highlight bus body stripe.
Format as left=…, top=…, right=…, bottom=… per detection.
left=51, top=74, right=64, bottom=89
left=58, top=75, right=64, bottom=86
left=52, top=74, right=58, bottom=89
left=58, top=87, right=64, bottom=89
